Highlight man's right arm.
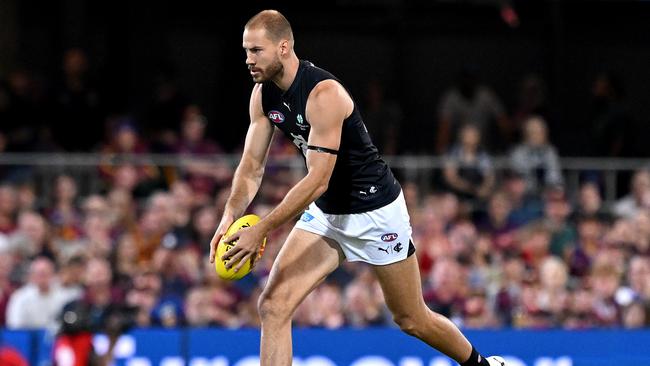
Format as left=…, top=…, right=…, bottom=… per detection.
left=209, top=84, right=273, bottom=262
left=223, top=84, right=274, bottom=218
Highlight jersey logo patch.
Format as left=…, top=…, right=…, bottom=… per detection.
left=268, top=110, right=285, bottom=124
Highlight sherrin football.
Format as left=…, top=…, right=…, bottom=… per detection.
left=215, top=214, right=267, bottom=280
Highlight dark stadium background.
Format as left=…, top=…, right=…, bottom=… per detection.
left=2, top=0, right=648, bottom=154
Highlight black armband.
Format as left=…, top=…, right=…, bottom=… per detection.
left=307, top=145, right=338, bottom=155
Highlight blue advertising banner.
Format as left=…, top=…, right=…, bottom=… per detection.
left=2, top=328, right=649, bottom=366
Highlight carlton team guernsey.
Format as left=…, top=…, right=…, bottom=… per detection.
left=261, top=60, right=401, bottom=214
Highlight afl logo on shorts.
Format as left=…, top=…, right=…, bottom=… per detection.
left=268, top=110, right=285, bottom=124
left=381, top=233, right=398, bottom=242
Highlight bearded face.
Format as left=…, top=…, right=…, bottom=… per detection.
left=243, top=28, right=285, bottom=83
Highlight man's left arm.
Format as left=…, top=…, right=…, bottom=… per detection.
left=222, top=80, right=353, bottom=271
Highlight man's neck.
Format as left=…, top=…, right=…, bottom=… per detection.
left=272, top=55, right=300, bottom=91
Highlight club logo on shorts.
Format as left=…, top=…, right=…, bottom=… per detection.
left=393, top=242, right=403, bottom=252
left=268, top=110, right=285, bottom=124
left=381, top=233, right=398, bottom=242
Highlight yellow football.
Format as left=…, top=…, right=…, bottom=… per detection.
left=215, top=214, right=267, bottom=280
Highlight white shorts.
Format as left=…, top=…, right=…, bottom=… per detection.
left=295, top=191, right=413, bottom=265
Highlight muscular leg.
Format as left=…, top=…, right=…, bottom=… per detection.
left=258, top=228, right=344, bottom=366
left=372, top=253, right=473, bottom=363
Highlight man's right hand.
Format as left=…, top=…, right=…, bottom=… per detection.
left=209, top=214, right=235, bottom=263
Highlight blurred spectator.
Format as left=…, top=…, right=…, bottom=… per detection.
left=589, top=255, right=623, bottom=326
left=563, top=286, right=596, bottom=329
left=125, top=270, right=161, bottom=327
left=343, top=267, right=387, bottom=327
left=129, top=192, right=174, bottom=265
left=6, top=257, right=80, bottom=331
left=98, top=117, right=164, bottom=197
left=79, top=209, right=114, bottom=259
left=476, top=190, right=519, bottom=253
left=511, top=74, right=549, bottom=134
left=316, top=282, right=346, bottom=329
left=8, top=211, right=55, bottom=260
left=618, top=255, right=650, bottom=303
left=16, top=181, right=38, bottom=212
left=0, top=252, right=16, bottom=326
left=502, top=169, right=543, bottom=226
left=185, top=286, right=217, bottom=327
left=436, top=64, right=510, bottom=153
left=174, top=105, right=231, bottom=204
left=509, top=116, right=563, bottom=194
left=0, top=184, right=17, bottom=234
left=612, top=169, right=650, bottom=219
left=170, top=181, right=195, bottom=237
left=571, top=181, right=610, bottom=223
left=414, top=195, right=452, bottom=278
left=566, top=215, right=602, bottom=277
left=519, top=223, right=552, bottom=270
left=106, top=186, right=136, bottom=233
left=58, top=255, right=87, bottom=295
left=587, top=72, right=634, bottom=157
left=201, top=260, right=243, bottom=327
left=540, top=187, right=577, bottom=260
left=53, top=48, right=104, bottom=151
left=145, top=72, right=190, bottom=152
left=151, top=243, right=198, bottom=301
left=423, top=257, right=466, bottom=318
left=495, top=256, right=526, bottom=326
left=0, top=70, right=44, bottom=152
left=622, top=301, right=649, bottom=328
left=442, top=123, right=495, bottom=209
left=191, top=205, right=219, bottom=256
left=0, top=132, right=7, bottom=180
left=56, top=258, right=129, bottom=366
left=46, top=175, right=83, bottom=242
left=61, top=258, right=126, bottom=329
left=461, top=289, right=498, bottom=329
left=536, top=257, right=570, bottom=326
left=361, top=78, right=404, bottom=155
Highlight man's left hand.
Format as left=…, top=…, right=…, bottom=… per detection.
left=221, top=224, right=267, bottom=272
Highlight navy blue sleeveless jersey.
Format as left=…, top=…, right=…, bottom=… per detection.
left=261, top=60, right=401, bottom=214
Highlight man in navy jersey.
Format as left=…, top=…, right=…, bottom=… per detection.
left=209, top=9, right=505, bottom=366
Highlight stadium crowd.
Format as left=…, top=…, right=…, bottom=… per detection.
left=1, top=49, right=649, bottom=334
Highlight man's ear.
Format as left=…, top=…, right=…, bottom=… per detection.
left=280, top=40, right=289, bottom=56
